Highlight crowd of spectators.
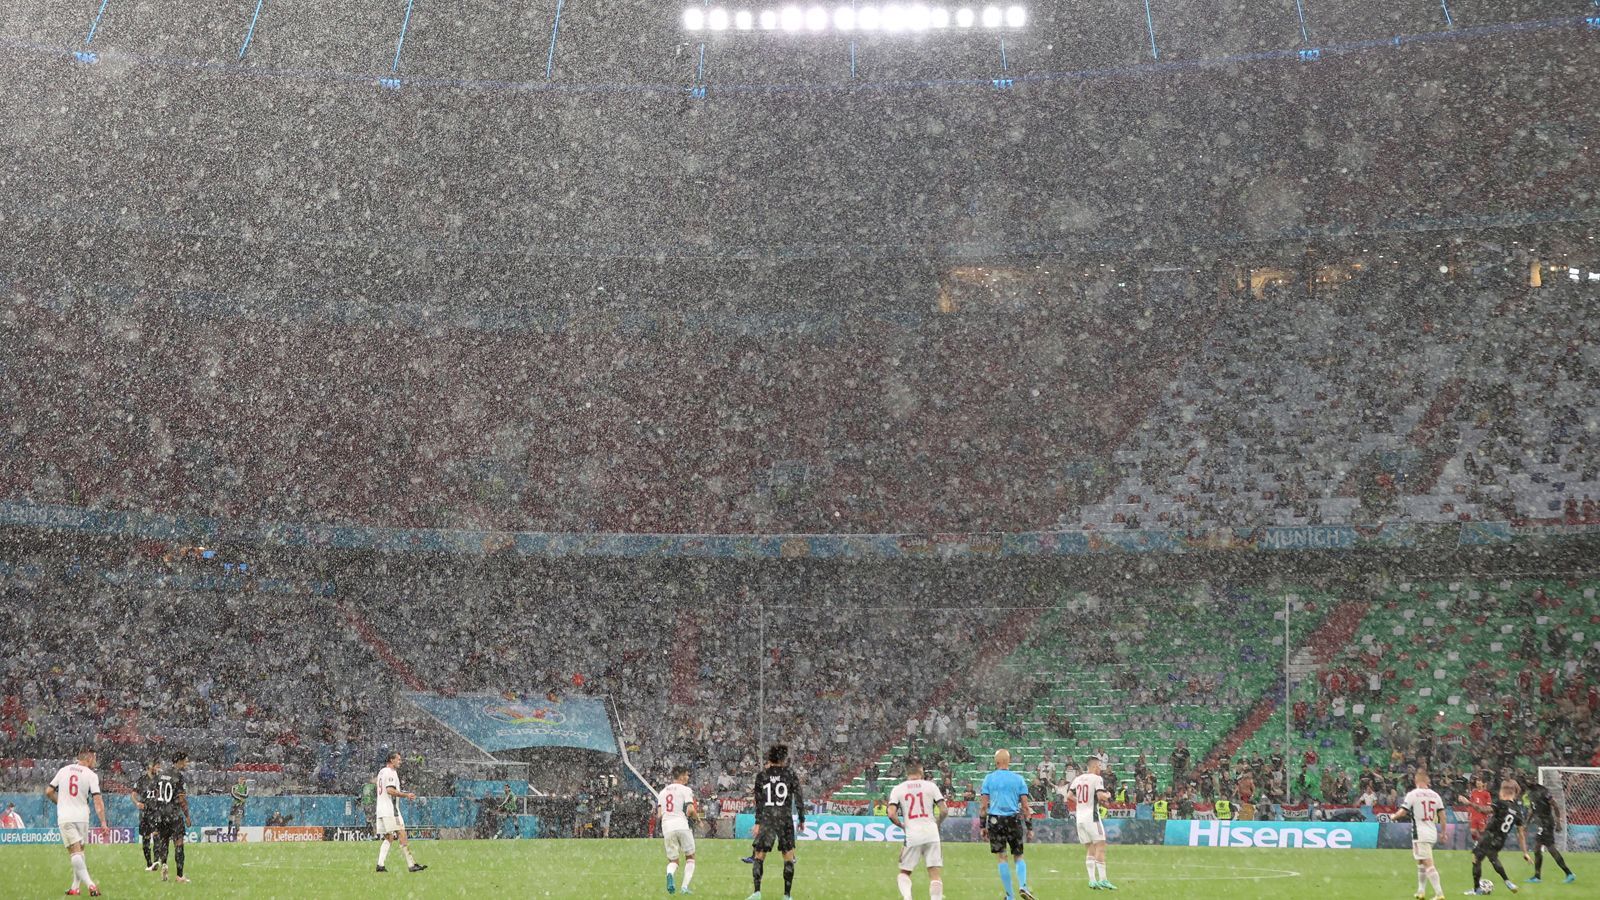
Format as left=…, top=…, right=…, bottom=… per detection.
left=1, top=285, right=1210, bottom=537
left=1068, top=268, right=1600, bottom=532
left=5, top=537, right=1597, bottom=826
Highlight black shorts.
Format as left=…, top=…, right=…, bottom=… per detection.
left=752, top=817, right=796, bottom=854
left=139, top=812, right=157, bottom=836
left=155, top=815, right=185, bottom=842
left=1534, top=824, right=1558, bottom=849
left=985, top=814, right=1026, bottom=856
left=1472, top=839, right=1505, bottom=859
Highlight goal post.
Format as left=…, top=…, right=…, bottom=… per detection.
left=1537, top=766, right=1600, bottom=853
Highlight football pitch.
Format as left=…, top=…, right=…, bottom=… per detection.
left=4, top=839, right=1582, bottom=899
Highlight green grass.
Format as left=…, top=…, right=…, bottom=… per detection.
left=6, top=839, right=1580, bottom=899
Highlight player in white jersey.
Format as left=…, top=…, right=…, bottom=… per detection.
left=373, top=752, right=428, bottom=874
left=1395, top=769, right=1447, bottom=900
left=658, top=766, right=699, bottom=895
left=46, top=746, right=109, bottom=897
left=1069, top=755, right=1116, bottom=890
left=887, top=760, right=947, bottom=900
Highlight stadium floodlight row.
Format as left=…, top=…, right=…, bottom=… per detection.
left=682, top=4, right=1027, bottom=32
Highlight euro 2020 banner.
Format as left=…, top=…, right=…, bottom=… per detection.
left=404, top=692, right=618, bottom=753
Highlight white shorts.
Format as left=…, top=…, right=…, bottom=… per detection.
left=1412, top=840, right=1435, bottom=862
left=59, top=821, right=90, bottom=848
left=1077, top=818, right=1107, bottom=844
left=664, top=827, right=696, bottom=860
left=376, top=814, right=405, bottom=836
left=899, top=841, right=943, bottom=870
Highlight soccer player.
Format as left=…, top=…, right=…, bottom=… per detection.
left=132, top=757, right=161, bottom=871
left=887, top=759, right=947, bottom=900
left=46, top=745, right=109, bottom=897
left=746, top=743, right=804, bottom=900
left=978, top=749, right=1037, bottom=900
left=659, top=766, right=699, bottom=895
left=150, top=751, right=193, bottom=883
left=1467, top=776, right=1492, bottom=841
left=1394, top=769, right=1447, bottom=900
left=1071, top=754, right=1117, bottom=891
left=1459, top=779, right=1527, bottom=895
left=229, top=775, right=249, bottom=841
left=1523, top=778, right=1575, bottom=884
left=374, top=751, right=428, bottom=874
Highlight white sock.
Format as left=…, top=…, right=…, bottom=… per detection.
left=71, top=852, right=92, bottom=888
left=402, top=844, right=416, bottom=866
left=1428, top=868, right=1442, bottom=895
left=682, top=860, right=696, bottom=890
left=668, top=861, right=679, bottom=878
left=1418, top=868, right=1428, bottom=892
left=897, top=871, right=914, bottom=900
left=1087, top=858, right=1098, bottom=882
left=930, top=878, right=944, bottom=900
left=1097, top=860, right=1108, bottom=882
left=378, top=839, right=391, bottom=867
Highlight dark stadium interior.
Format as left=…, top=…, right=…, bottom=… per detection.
left=0, top=0, right=1598, bottom=894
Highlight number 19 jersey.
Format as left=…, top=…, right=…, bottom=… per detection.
left=754, top=765, right=803, bottom=823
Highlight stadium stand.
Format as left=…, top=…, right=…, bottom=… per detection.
left=833, top=586, right=1330, bottom=801
left=1232, top=579, right=1600, bottom=798
left=0, top=283, right=1210, bottom=535
left=1066, top=269, right=1599, bottom=530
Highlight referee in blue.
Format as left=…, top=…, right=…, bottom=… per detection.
left=978, top=748, right=1036, bottom=900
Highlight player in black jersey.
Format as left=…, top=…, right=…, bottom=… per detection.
left=150, top=752, right=193, bottom=884
left=1459, top=779, right=1528, bottom=895
left=130, top=758, right=161, bottom=871
left=1523, top=780, right=1576, bottom=884
left=746, top=744, right=804, bottom=900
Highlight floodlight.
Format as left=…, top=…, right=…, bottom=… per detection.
left=834, top=6, right=857, bottom=29
left=858, top=5, right=881, bottom=28
left=882, top=3, right=906, bottom=30
left=1005, top=4, right=1024, bottom=26
left=955, top=7, right=974, bottom=26
left=759, top=9, right=778, bottom=28
left=781, top=5, right=803, bottom=29
left=684, top=8, right=705, bottom=29
left=736, top=9, right=754, bottom=28
left=708, top=8, right=730, bottom=29
left=930, top=7, right=950, bottom=27
left=908, top=4, right=930, bottom=29
left=806, top=5, right=828, bottom=29
left=981, top=5, right=1001, bottom=27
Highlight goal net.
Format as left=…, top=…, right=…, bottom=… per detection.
left=1537, top=766, right=1600, bottom=853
